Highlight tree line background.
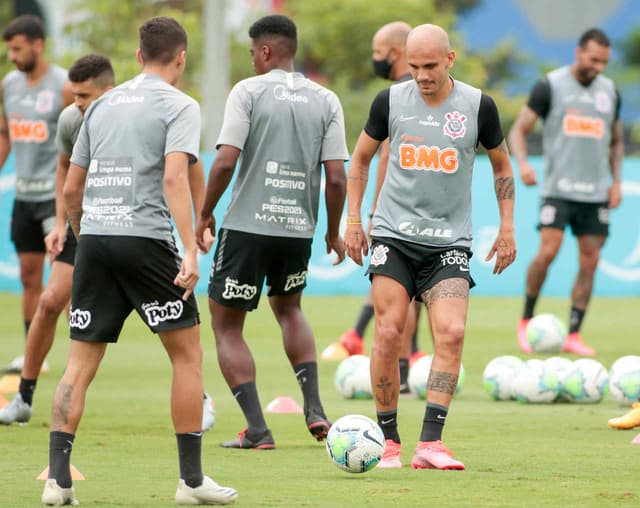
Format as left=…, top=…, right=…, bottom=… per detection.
left=1, top=0, right=638, bottom=153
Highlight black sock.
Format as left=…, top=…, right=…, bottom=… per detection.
left=399, top=358, right=409, bottom=390
left=420, top=403, right=448, bottom=442
left=49, top=431, right=74, bottom=488
left=523, top=295, right=537, bottom=320
left=376, top=409, right=400, bottom=443
left=569, top=306, right=585, bottom=334
left=411, top=327, right=419, bottom=354
left=293, top=362, right=323, bottom=417
left=176, top=432, right=204, bottom=488
left=230, top=381, right=268, bottom=435
left=24, top=320, right=31, bottom=336
left=354, top=303, right=374, bottom=337
left=19, top=377, right=37, bottom=406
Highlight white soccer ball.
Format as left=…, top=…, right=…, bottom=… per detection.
left=544, top=356, right=574, bottom=385
left=561, top=359, right=609, bottom=403
left=334, top=355, right=372, bottom=399
left=526, top=314, right=567, bottom=353
left=408, top=355, right=464, bottom=399
left=610, top=355, right=640, bottom=376
left=482, top=355, right=526, bottom=400
left=512, top=359, right=560, bottom=403
left=608, top=358, right=640, bottom=405
left=325, top=414, right=385, bottom=473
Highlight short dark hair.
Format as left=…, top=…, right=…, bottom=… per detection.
left=249, top=14, right=297, bottom=56
left=579, top=28, right=610, bottom=48
left=139, top=16, right=187, bottom=65
left=3, top=14, right=46, bottom=42
left=68, top=54, right=115, bottom=88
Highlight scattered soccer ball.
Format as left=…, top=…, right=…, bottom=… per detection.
left=512, top=359, right=560, bottom=403
left=408, top=355, right=464, bottom=399
left=325, top=414, right=385, bottom=473
left=608, top=357, right=640, bottom=405
left=334, top=355, right=372, bottom=399
left=526, top=314, right=567, bottom=353
left=561, top=359, right=609, bottom=403
left=483, top=355, right=525, bottom=400
left=609, top=355, right=640, bottom=377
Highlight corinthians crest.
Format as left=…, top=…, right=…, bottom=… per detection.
left=443, top=111, right=467, bottom=139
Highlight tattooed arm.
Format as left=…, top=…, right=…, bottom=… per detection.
left=486, top=138, right=516, bottom=274
left=345, top=131, right=380, bottom=266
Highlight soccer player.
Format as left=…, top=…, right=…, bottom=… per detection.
left=345, top=24, right=516, bottom=470
left=42, top=17, right=236, bottom=505
left=196, top=14, right=348, bottom=449
left=509, top=28, right=624, bottom=356
left=338, top=21, right=425, bottom=394
left=0, top=54, right=114, bottom=425
left=0, top=15, right=73, bottom=372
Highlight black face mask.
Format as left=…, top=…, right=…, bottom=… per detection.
left=372, top=50, right=394, bottom=80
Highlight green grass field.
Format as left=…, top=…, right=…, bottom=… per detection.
left=0, top=293, right=638, bottom=507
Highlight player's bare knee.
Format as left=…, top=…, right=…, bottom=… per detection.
left=38, top=288, right=68, bottom=316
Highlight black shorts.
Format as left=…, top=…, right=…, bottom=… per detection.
left=70, top=235, right=200, bottom=342
left=208, top=228, right=312, bottom=311
left=54, top=227, right=77, bottom=266
left=538, top=198, right=609, bottom=237
left=10, top=199, right=56, bottom=253
left=366, top=236, right=475, bottom=299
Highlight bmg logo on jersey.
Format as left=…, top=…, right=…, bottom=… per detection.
left=143, top=300, right=184, bottom=327
left=399, top=144, right=459, bottom=173
left=69, top=308, right=92, bottom=330
left=284, top=270, right=307, bottom=291
left=222, top=278, right=257, bottom=300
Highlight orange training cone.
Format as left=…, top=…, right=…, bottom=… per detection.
left=0, top=394, right=8, bottom=408
left=264, top=396, right=303, bottom=414
left=0, top=374, right=20, bottom=394
left=320, top=342, right=349, bottom=361
left=37, top=465, right=86, bottom=480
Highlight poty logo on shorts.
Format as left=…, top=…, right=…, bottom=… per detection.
left=370, top=245, right=389, bottom=267
left=222, top=278, right=257, bottom=300
left=143, top=300, right=184, bottom=327
left=284, top=270, right=307, bottom=291
left=69, top=308, right=92, bottom=330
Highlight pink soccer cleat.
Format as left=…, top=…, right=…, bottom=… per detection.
left=562, top=332, right=595, bottom=356
left=339, top=329, right=366, bottom=356
left=377, top=440, right=402, bottom=468
left=411, top=440, right=465, bottom=470
left=517, top=318, right=532, bottom=353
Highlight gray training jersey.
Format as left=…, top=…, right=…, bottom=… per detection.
left=373, top=79, right=481, bottom=248
left=55, top=103, right=83, bottom=156
left=71, top=73, right=201, bottom=240
left=2, top=64, right=67, bottom=201
left=216, top=69, right=349, bottom=239
left=541, top=66, right=617, bottom=202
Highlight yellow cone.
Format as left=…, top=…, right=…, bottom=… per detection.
left=0, top=374, right=20, bottom=394
left=320, top=342, right=349, bottom=361
left=37, top=465, right=85, bottom=481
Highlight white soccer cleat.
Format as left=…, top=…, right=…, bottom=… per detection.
left=175, top=475, right=237, bottom=505
left=0, top=393, right=33, bottom=425
left=41, top=479, right=79, bottom=506
left=202, top=393, right=215, bottom=432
